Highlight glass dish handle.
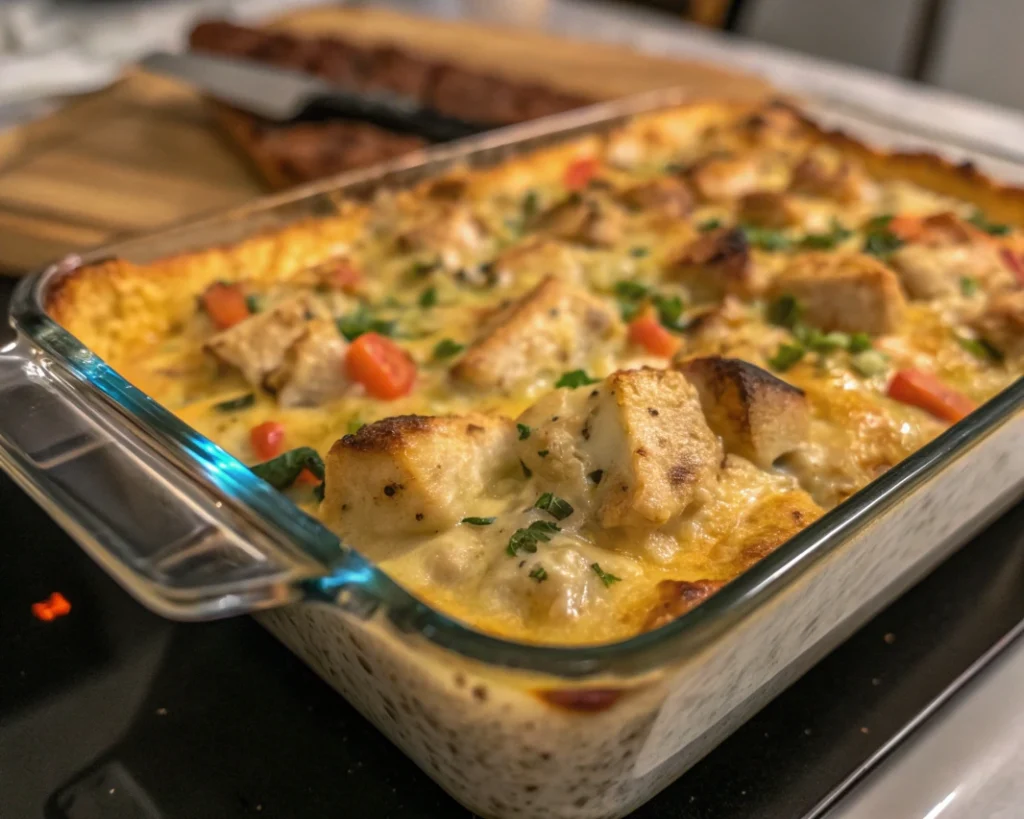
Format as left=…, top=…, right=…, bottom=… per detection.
left=0, top=341, right=323, bottom=620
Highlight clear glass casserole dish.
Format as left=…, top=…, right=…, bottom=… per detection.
left=1, top=89, right=1023, bottom=818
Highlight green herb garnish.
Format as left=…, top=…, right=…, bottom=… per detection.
left=245, top=294, right=263, bottom=314
left=863, top=229, right=904, bottom=259
left=346, top=417, right=364, bottom=435
left=408, top=259, right=439, bottom=278
left=652, top=293, right=685, bottom=331
left=213, top=393, right=255, bottom=412
left=767, top=343, right=806, bottom=372
left=864, top=214, right=894, bottom=231
left=250, top=447, right=325, bottom=490
left=534, top=492, right=574, bottom=520
left=960, top=276, right=979, bottom=297
left=767, top=294, right=803, bottom=329
left=462, top=516, right=496, bottom=526
left=800, top=219, right=853, bottom=250
left=956, top=335, right=1004, bottom=362
left=629, top=246, right=650, bottom=258
left=336, top=305, right=396, bottom=341
left=556, top=370, right=599, bottom=389
left=699, top=218, right=722, bottom=232
left=742, top=225, right=792, bottom=252
left=528, top=565, right=548, bottom=583
left=848, top=332, right=873, bottom=353
left=798, top=327, right=850, bottom=354
left=967, top=210, right=1011, bottom=236
left=521, top=459, right=533, bottom=479
left=418, top=286, right=438, bottom=308
left=850, top=349, right=889, bottom=377
left=433, top=338, right=465, bottom=360
left=613, top=279, right=650, bottom=321
left=507, top=520, right=561, bottom=557
left=537, top=450, right=549, bottom=458
left=522, top=190, right=539, bottom=220
left=517, top=423, right=532, bottom=440
left=591, top=563, right=621, bottom=587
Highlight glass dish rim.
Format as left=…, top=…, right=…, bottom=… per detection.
left=10, top=90, right=1024, bottom=678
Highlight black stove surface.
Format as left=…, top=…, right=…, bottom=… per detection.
left=3, top=282, right=1024, bottom=819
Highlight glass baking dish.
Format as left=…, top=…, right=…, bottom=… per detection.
left=2, top=89, right=1023, bottom=818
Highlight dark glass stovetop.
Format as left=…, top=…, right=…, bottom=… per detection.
left=2, top=284, right=1023, bottom=819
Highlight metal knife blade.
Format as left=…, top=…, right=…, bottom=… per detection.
left=139, top=51, right=487, bottom=142
left=141, top=51, right=334, bottom=121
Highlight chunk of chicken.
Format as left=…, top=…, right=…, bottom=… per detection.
left=517, top=367, right=721, bottom=528
left=323, top=413, right=517, bottom=540
left=532, top=192, right=624, bottom=247
left=679, top=356, right=809, bottom=468
left=889, top=243, right=1012, bottom=300
left=618, top=177, right=693, bottom=219
left=971, top=290, right=1024, bottom=360
left=788, top=150, right=872, bottom=203
left=395, top=205, right=486, bottom=271
left=769, top=252, right=907, bottom=335
left=264, top=319, right=348, bottom=408
left=668, top=227, right=765, bottom=302
left=204, top=298, right=312, bottom=388
left=886, top=213, right=1016, bottom=299
left=452, top=276, right=619, bottom=390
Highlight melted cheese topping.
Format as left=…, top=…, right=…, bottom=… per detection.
left=54, top=101, right=1024, bottom=645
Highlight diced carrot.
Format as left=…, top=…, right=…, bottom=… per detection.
left=32, top=592, right=71, bottom=622
left=250, top=421, right=285, bottom=461
left=345, top=333, right=417, bottom=400
left=201, top=282, right=250, bottom=329
left=999, top=247, right=1024, bottom=286
left=887, top=215, right=925, bottom=242
left=563, top=157, right=600, bottom=191
left=887, top=369, right=977, bottom=424
left=295, top=468, right=321, bottom=486
left=329, top=260, right=363, bottom=293
left=628, top=311, right=681, bottom=357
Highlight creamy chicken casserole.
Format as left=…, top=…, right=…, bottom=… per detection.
left=50, top=100, right=1024, bottom=645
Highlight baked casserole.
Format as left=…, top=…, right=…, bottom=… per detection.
left=49, top=100, right=1024, bottom=646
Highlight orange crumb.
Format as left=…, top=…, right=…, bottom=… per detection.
left=32, top=592, right=71, bottom=622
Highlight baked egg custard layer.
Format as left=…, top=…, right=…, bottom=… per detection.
left=50, top=101, right=1024, bottom=645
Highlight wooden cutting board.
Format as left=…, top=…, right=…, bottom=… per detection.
left=0, top=5, right=770, bottom=273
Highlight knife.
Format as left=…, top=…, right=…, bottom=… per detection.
left=140, top=51, right=489, bottom=143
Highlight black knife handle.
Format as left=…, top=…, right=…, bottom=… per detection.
left=296, top=93, right=488, bottom=142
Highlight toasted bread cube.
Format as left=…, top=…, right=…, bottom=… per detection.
left=518, top=368, right=721, bottom=528
left=668, top=227, right=766, bottom=302
left=738, top=191, right=802, bottom=229
left=619, top=177, right=693, bottom=218
left=769, top=252, right=906, bottom=334
left=264, top=319, right=348, bottom=408
left=971, top=290, right=1024, bottom=360
left=452, top=276, right=619, bottom=390
left=788, top=150, right=871, bottom=203
left=323, top=414, right=517, bottom=539
left=679, top=356, right=809, bottom=468
left=532, top=193, right=624, bottom=247
left=204, top=297, right=312, bottom=388
left=491, top=238, right=582, bottom=289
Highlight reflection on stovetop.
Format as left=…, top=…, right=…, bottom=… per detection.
left=2, top=465, right=1023, bottom=818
